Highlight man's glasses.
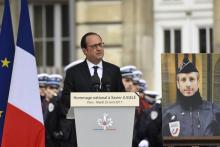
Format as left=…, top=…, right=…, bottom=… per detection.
left=87, top=42, right=104, bottom=49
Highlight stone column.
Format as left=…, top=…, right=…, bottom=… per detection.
left=121, top=0, right=136, bottom=65
left=135, top=0, right=154, bottom=89
left=122, top=0, right=154, bottom=89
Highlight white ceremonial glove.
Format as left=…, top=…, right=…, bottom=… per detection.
left=138, top=139, right=149, bottom=147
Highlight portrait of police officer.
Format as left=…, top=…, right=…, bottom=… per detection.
left=162, top=55, right=220, bottom=137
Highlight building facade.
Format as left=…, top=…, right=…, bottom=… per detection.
left=0, top=0, right=219, bottom=96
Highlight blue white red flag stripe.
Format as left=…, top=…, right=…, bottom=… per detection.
left=2, top=0, right=45, bottom=146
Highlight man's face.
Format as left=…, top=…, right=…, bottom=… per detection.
left=83, top=35, right=104, bottom=64
left=39, top=86, right=46, bottom=97
left=131, top=83, right=139, bottom=92
left=177, top=72, right=199, bottom=97
left=122, top=77, right=133, bottom=92
left=45, top=86, right=59, bottom=100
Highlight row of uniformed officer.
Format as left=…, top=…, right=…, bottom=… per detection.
left=120, top=65, right=162, bottom=147
left=38, top=73, right=77, bottom=147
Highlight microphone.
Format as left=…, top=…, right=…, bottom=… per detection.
left=101, top=76, right=111, bottom=92
left=91, top=75, right=100, bottom=92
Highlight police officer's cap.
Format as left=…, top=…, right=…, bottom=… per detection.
left=177, top=57, right=198, bottom=74
left=64, top=59, right=83, bottom=72
left=144, top=90, right=158, bottom=98
left=38, top=73, right=49, bottom=87
left=120, top=65, right=136, bottom=78
left=132, top=77, right=140, bottom=85
left=132, top=70, right=143, bottom=79
left=144, top=90, right=158, bottom=104
left=47, top=74, right=63, bottom=88
left=138, top=79, right=148, bottom=91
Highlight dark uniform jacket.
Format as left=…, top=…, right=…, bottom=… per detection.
left=163, top=91, right=220, bottom=137
left=43, top=96, right=61, bottom=147
left=133, top=103, right=162, bottom=147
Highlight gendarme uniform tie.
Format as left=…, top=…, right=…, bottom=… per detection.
left=93, top=66, right=100, bottom=83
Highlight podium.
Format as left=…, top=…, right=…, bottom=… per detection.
left=69, top=92, right=139, bottom=147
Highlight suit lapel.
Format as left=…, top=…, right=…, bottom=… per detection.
left=102, top=60, right=108, bottom=81
left=81, top=60, right=92, bottom=83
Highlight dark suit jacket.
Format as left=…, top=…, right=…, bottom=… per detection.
left=61, top=59, right=125, bottom=108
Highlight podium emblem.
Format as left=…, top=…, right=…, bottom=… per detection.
left=97, top=113, right=113, bottom=130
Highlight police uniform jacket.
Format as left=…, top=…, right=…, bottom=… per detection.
left=133, top=103, right=162, bottom=147
left=163, top=91, right=220, bottom=136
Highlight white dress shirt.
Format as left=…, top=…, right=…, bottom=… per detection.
left=86, top=60, right=103, bottom=80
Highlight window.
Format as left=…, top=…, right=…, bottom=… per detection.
left=33, top=5, right=54, bottom=66
left=199, top=27, right=213, bottom=53
left=164, top=29, right=181, bottom=53
left=32, top=4, right=70, bottom=68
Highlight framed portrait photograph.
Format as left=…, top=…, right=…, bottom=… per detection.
left=161, top=53, right=220, bottom=146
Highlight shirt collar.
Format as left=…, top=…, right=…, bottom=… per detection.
left=86, top=59, right=103, bottom=69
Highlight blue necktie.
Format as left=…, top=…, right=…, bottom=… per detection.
left=93, top=66, right=100, bottom=83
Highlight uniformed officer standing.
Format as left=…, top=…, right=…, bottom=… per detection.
left=131, top=70, right=143, bottom=92
left=38, top=73, right=49, bottom=101
left=163, top=57, right=220, bottom=137
left=43, top=74, right=64, bottom=147
left=133, top=101, right=162, bottom=147
left=120, top=65, right=137, bottom=92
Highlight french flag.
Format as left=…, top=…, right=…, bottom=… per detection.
left=2, top=0, right=45, bottom=146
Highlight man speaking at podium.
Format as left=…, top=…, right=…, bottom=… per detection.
left=61, top=32, right=125, bottom=146
left=62, top=32, right=125, bottom=107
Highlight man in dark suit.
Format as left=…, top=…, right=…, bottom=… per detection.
left=62, top=32, right=125, bottom=107
left=60, top=32, right=125, bottom=147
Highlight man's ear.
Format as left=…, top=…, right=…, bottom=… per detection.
left=177, top=80, right=180, bottom=89
left=82, top=48, right=87, bottom=55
